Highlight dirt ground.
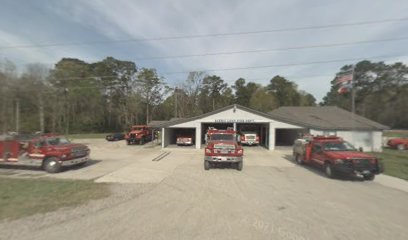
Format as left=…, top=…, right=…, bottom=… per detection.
left=1, top=139, right=408, bottom=240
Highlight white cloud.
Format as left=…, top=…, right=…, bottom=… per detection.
left=3, top=0, right=408, bottom=100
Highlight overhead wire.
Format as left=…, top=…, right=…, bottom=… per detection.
left=1, top=17, right=408, bottom=50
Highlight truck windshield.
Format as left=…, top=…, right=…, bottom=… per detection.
left=209, top=134, right=235, bottom=141
left=323, top=141, right=356, bottom=151
left=46, top=137, right=71, bottom=146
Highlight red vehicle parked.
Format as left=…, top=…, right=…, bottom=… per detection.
left=239, top=131, right=260, bottom=146
left=0, top=134, right=90, bottom=173
left=176, top=135, right=194, bottom=146
left=293, top=136, right=383, bottom=180
left=387, top=138, right=408, bottom=150
left=204, top=128, right=243, bottom=171
left=126, top=125, right=152, bottom=145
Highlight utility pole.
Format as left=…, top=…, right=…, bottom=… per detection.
left=174, top=87, right=178, bottom=118
left=15, top=99, right=20, bottom=133
left=64, top=88, right=69, bottom=135
left=351, top=65, right=356, bottom=114
left=350, top=65, right=356, bottom=149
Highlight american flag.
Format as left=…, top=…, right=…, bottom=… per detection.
left=337, top=81, right=352, bottom=94
left=335, top=72, right=353, bottom=85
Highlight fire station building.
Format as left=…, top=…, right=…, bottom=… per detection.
left=150, top=104, right=388, bottom=152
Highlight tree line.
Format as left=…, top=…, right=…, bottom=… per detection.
left=0, top=57, right=406, bottom=134
left=323, top=60, right=408, bottom=129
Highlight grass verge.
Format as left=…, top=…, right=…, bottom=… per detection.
left=384, top=130, right=408, bottom=138
left=0, top=177, right=110, bottom=220
left=371, top=149, right=408, bottom=180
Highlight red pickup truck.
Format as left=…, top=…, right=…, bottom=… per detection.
left=204, top=128, right=243, bottom=171
left=0, top=134, right=90, bottom=173
left=387, top=138, right=408, bottom=150
left=293, top=136, right=383, bottom=180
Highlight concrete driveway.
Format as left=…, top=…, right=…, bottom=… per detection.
left=1, top=140, right=408, bottom=240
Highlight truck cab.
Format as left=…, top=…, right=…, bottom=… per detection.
left=204, top=128, right=243, bottom=171
left=0, top=134, right=90, bottom=173
left=293, top=136, right=383, bottom=180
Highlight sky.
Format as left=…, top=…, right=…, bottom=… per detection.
left=1, top=0, right=408, bottom=101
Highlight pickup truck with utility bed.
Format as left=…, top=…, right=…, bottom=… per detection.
left=0, top=134, right=90, bottom=173
left=293, top=135, right=383, bottom=180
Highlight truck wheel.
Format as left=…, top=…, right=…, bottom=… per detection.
left=295, top=154, right=304, bottom=165
left=397, top=144, right=406, bottom=150
left=237, top=161, right=243, bottom=171
left=324, top=163, right=335, bottom=179
left=363, top=174, right=375, bottom=181
left=140, top=138, right=145, bottom=145
left=43, top=157, right=61, bottom=173
left=127, top=140, right=131, bottom=145
left=204, top=161, right=210, bottom=170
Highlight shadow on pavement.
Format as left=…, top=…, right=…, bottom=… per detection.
left=283, top=154, right=364, bottom=182
left=0, top=159, right=102, bottom=174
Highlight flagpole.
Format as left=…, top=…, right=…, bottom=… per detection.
left=351, top=65, right=356, bottom=114
left=351, top=65, right=356, bottom=149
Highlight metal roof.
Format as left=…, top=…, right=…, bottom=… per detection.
left=151, top=104, right=388, bottom=131
left=269, top=106, right=389, bottom=130
left=155, top=104, right=284, bottom=128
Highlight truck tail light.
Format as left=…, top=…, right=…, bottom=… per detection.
left=240, top=135, right=245, bottom=141
left=205, top=148, right=212, bottom=154
left=237, top=149, right=243, bottom=155
left=256, top=136, right=259, bottom=141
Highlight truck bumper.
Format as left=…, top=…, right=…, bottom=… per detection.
left=127, top=139, right=139, bottom=143
left=241, top=141, right=259, bottom=146
left=177, top=141, right=193, bottom=145
left=204, top=155, right=243, bottom=163
left=61, top=155, right=89, bottom=166
left=332, top=163, right=381, bottom=176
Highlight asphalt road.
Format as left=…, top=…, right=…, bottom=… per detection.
left=1, top=141, right=407, bottom=240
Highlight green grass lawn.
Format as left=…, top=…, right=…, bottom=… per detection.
left=67, top=133, right=110, bottom=139
left=371, top=149, right=408, bottom=180
left=0, top=178, right=110, bottom=220
left=383, top=130, right=408, bottom=138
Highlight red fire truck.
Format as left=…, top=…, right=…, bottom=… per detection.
left=0, top=134, right=90, bottom=173
left=293, top=135, right=383, bottom=180
left=204, top=128, right=243, bottom=171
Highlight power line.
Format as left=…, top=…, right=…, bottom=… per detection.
left=1, top=17, right=408, bottom=50
left=161, top=54, right=408, bottom=75
left=134, top=36, right=408, bottom=61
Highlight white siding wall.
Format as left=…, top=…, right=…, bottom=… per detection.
left=372, top=131, right=383, bottom=152
left=195, top=123, right=201, bottom=149
left=161, top=128, right=172, bottom=148
left=268, top=126, right=275, bottom=150
left=310, top=129, right=383, bottom=152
